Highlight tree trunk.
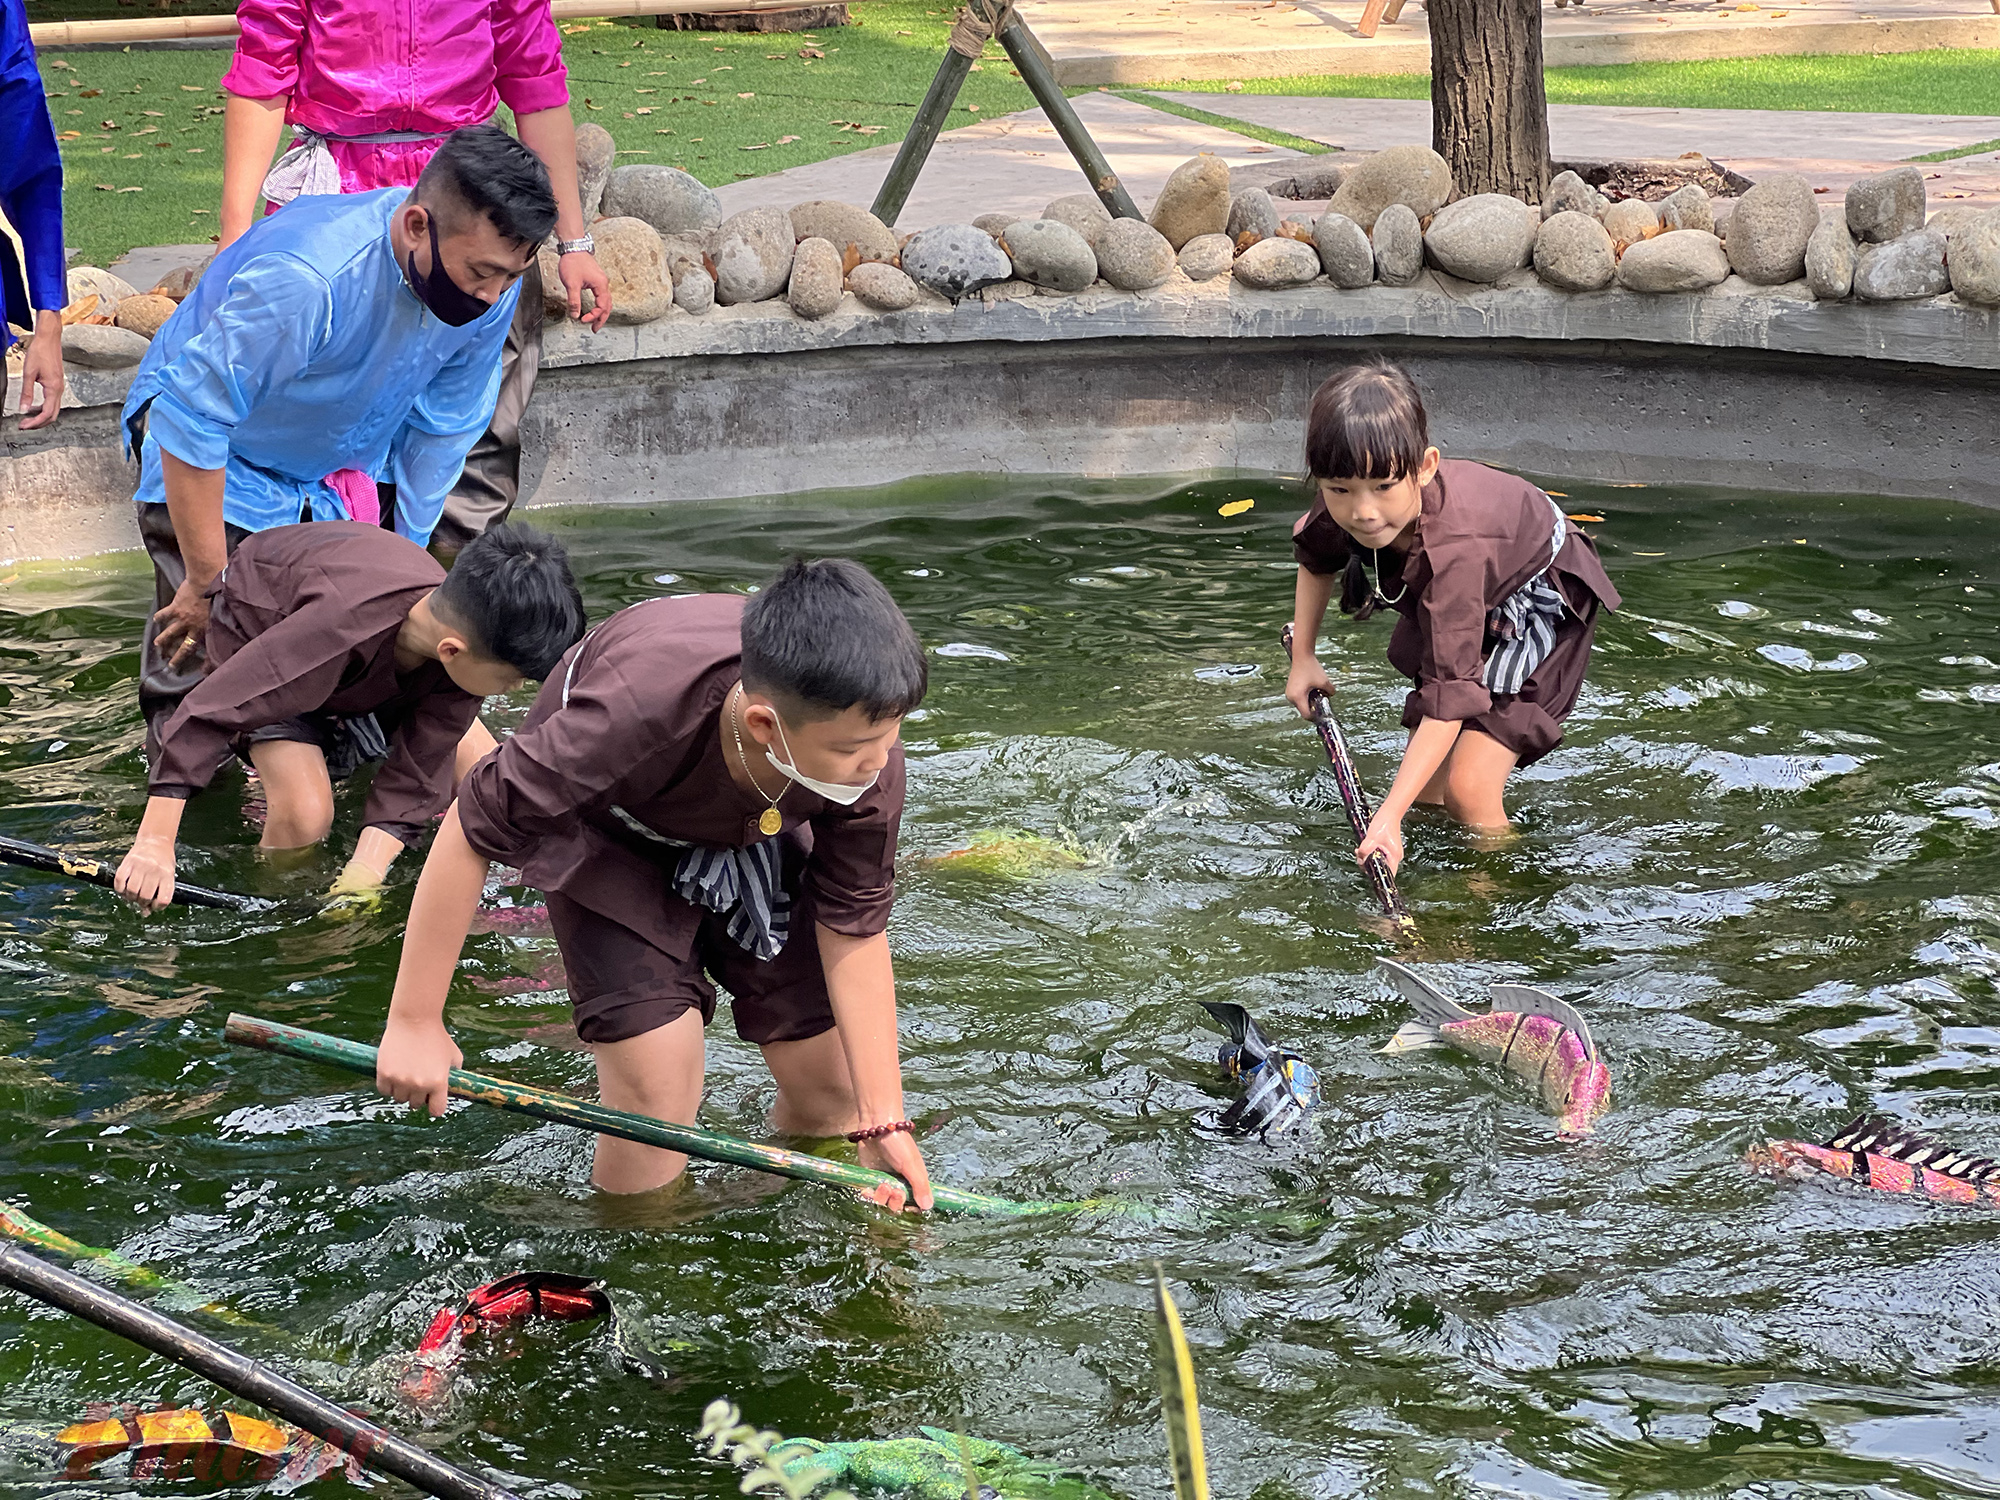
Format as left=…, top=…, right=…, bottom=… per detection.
left=1428, top=0, right=1550, bottom=202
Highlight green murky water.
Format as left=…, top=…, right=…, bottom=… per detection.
left=1, top=474, right=1998, bottom=1500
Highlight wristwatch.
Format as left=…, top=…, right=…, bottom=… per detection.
left=556, top=234, right=595, bottom=256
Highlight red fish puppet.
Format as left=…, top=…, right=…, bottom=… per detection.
left=1748, top=1114, right=2000, bottom=1207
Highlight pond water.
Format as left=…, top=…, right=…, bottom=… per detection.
left=1, top=473, right=1998, bottom=1500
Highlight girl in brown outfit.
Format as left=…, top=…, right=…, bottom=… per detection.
left=1284, top=364, right=1620, bottom=874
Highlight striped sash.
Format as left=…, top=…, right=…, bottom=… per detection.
left=671, top=838, right=790, bottom=961
left=1483, top=496, right=1570, bottom=698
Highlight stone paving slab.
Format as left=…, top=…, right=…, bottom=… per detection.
left=1150, top=93, right=2000, bottom=161
left=1020, top=0, right=2000, bottom=86
left=712, top=90, right=1300, bottom=228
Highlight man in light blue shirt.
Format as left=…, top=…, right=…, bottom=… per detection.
left=124, top=123, right=554, bottom=744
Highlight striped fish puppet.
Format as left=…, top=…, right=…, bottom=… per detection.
left=1748, top=1114, right=2000, bottom=1207
left=1198, top=1001, right=1321, bottom=1140
left=1376, top=959, right=1611, bottom=1139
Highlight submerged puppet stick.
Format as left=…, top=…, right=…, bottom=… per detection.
left=0, top=834, right=263, bottom=912
left=1279, top=625, right=1413, bottom=927
left=224, top=1015, right=1097, bottom=1220
left=0, top=1243, right=524, bottom=1500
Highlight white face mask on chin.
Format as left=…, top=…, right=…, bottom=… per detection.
left=766, top=714, right=879, bottom=806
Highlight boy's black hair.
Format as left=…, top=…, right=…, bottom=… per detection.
left=741, top=559, right=927, bottom=722
left=1305, top=361, right=1431, bottom=486
left=414, top=125, right=558, bottom=249
left=431, top=523, right=587, bottom=680
left=1306, top=362, right=1435, bottom=620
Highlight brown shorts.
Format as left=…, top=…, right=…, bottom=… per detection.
left=545, top=883, right=838, bottom=1047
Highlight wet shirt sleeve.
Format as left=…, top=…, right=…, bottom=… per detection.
left=1409, top=529, right=1499, bottom=724
left=803, top=744, right=905, bottom=936
left=222, top=0, right=305, bottom=99
left=141, top=256, right=335, bottom=475
left=361, top=672, right=482, bottom=845
left=384, top=292, right=513, bottom=545
left=1292, top=496, right=1355, bottom=577
left=490, top=0, right=569, bottom=115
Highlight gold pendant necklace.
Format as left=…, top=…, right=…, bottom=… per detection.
left=729, top=686, right=787, bottom=836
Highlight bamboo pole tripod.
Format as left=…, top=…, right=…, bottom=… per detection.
left=870, top=0, right=1142, bottom=227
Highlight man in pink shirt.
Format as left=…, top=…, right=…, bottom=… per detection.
left=216, top=0, right=611, bottom=555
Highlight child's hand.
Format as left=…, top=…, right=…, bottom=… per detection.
left=858, top=1129, right=935, bottom=1214
left=1285, top=657, right=1335, bottom=719
left=376, top=1015, right=464, bottom=1118
left=1356, top=809, right=1405, bottom=875
left=321, top=858, right=385, bottom=917
left=113, top=835, right=177, bottom=913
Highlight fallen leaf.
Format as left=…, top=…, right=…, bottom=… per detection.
left=91, top=182, right=115, bottom=190
left=584, top=99, right=601, bottom=109
left=1565, top=512, right=1606, bottom=523
left=1247, top=144, right=1270, bottom=153
left=135, top=125, right=157, bottom=134
left=636, top=107, right=653, bottom=115
left=179, top=84, right=203, bottom=91
left=967, top=103, right=979, bottom=112
left=100, top=119, right=117, bottom=128
left=800, top=45, right=824, bottom=57
left=738, top=91, right=755, bottom=98
left=141, top=109, right=162, bottom=116
left=655, top=128, right=675, bottom=134
left=742, top=141, right=770, bottom=150
left=1544, top=490, right=1568, bottom=496
left=1218, top=498, right=1255, bottom=516
left=185, top=147, right=203, bottom=153
left=778, top=134, right=799, bottom=144
left=1224, top=80, right=1244, bottom=91
left=79, top=87, right=101, bottom=97
left=60, top=294, right=99, bottom=323
left=691, top=77, right=706, bottom=83
left=118, top=185, right=141, bottom=193
left=1632, top=551, right=1666, bottom=557
left=56, top=129, right=80, bottom=140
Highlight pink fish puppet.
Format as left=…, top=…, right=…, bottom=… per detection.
left=1748, top=1114, right=2000, bottom=1208
left=1376, top=960, right=1611, bottom=1138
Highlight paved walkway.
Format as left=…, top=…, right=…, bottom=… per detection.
left=1021, top=0, right=2000, bottom=86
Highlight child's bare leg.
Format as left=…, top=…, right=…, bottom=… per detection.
left=1414, top=757, right=1450, bottom=807
left=760, top=1028, right=860, bottom=1138
left=1438, top=728, right=1518, bottom=831
left=454, top=718, right=498, bottom=786
left=591, top=1008, right=705, bottom=1193
left=246, top=739, right=335, bottom=849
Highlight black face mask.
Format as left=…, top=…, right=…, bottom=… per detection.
left=406, top=212, right=494, bottom=327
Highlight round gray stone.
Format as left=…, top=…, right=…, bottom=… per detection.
left=594, top=215, right=675, bottom=325
left=1042, top=193, right=1114, bottom=248
left=536, top=242, right=570, bottom=320
left=1313, top=211, right=1373, bottom=289
left=1227, top=187, right=1280, bottom=245
left=1283, top=159, right=1346, bottom=199
left=788, top=199, right=897, bottom=262
left=1804, top=218, right=1856, bottom=301
left=1948, top=209, right=2000, bottom=305
left=998, top=218, right=1098, bottom=293
left=60, top=322, right=150, bottom=368
left=112, top=293, right=176, bottom=339
left=1423, top=193, right=1538, bottom=283
left=1532, top=210, right=1615, bottom=291
left=1177, top=232, right=1234, bottom=281
left=1149, top=154, right=1232, bottom=250
left=1371, top=202, right=1423, bottom=286
left=972, top=213, right=1015, bottom=238
left=1851, top=228, right=1950, bottom=301
left=711, top=206, right=796, bottom=305
left=848, top=261, right=922, bottom=311
left=1658, top=183, right=1714, bottom=235
left=1601, top=197, right=1659, bottom=246
left=575, top=123, right=616, bottom=223
left=787, top=237, right=845, bottom=320
left=1094, top=217, right=1176, bottom=291
left=1232, top=236, right=1320, bottom=290
left=1541, top=168, right=1607, bottom=221
left=603, top=165, right=723, bottom=238
left=1327, top=143, right=1453, bottom=233
left=1926, top=204, right=1988, bottom=244
left=673, top=264, right=716, bottom=315
left=1615, top=228, right=1729, bottom=293
left=1845, top=165, right=1926, bottom=245
left=150, top=260, right=208, bottom=302
left=900, top=223, right=1015, bottom=301
left=1724, top=172, right=1817, bottom=285
left=65, top=266, right=136, bottom=316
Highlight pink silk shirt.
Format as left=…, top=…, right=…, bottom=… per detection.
left=223, top=0, right=570, bottom=193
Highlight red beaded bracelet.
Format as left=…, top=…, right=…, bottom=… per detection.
left=847, top=1120, right=913, bottom=1143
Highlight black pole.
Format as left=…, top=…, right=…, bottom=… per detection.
left=0, top=1243, right=525, bottom=1500
left=0, top=834, right=264, bottom=911
left=1279, top=624, right=1414, bottom=926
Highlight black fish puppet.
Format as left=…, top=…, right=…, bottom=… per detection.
left=1198, top=1001, right=1321, bottom=1140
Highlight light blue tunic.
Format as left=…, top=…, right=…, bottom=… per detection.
left=122, top=188, right=517, bottom=545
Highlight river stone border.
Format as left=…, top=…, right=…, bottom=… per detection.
left=7, top=271, right=2000, bottom=561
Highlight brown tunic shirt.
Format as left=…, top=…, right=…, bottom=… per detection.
left=1292, top=458, right=1622, bottom=727
left=149, top=521, right=480, bottom=844
left=454, top=593, right=904, bottom=958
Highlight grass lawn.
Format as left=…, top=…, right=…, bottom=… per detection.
left=1158, top=48, right=2000, bottom=116
left=42, top=0, right=1040, bottom=267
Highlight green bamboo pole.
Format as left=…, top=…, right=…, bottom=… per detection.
left=0, top=1199, right=266, bottom=1330
left=223, top=1015, right=1097, bottom=1219
left=869, top=39, right=976, bottom=225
